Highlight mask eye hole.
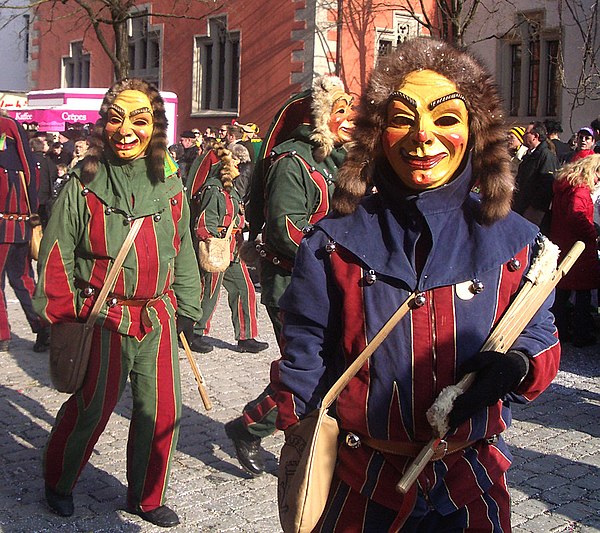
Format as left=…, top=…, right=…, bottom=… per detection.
left=435, top=116, right=460, bottom=127
left=389, top=115, right=414, bottom=128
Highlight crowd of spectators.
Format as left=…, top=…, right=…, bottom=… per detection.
left=507, top=117, right=600, bottom=348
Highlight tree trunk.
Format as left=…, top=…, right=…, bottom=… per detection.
left=112, top=18, right=130, bottom=80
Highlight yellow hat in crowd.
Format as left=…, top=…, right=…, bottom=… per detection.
left=509, top=126, right=526, bottom=144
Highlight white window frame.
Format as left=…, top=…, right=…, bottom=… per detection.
left=62, top=41, right=90, bottom=88
left=375, top=12, right=421, bottom=62
left=192, top=15, right=240, bottom=117
left=128, top=6, right=162, bottom=87
left=502, top=11, right=561, bottom=120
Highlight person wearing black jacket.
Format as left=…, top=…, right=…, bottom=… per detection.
left=513, top=121, right=559, bottom=235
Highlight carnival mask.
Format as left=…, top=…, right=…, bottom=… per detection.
left=383, top=70, right=469, bottom=190
left=328, top=94, right=355, bottom=145
left=105, top=90, right=154, bottom=160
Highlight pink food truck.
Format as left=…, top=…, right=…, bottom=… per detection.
left=6, top=88, right=178, bottom=144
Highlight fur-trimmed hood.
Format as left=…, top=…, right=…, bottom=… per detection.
left=309, top=74, right=353, bottom=162
left=332, top=37, right=514, bottom=225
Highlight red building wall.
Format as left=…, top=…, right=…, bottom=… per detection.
left=31, top=1, right=431, bottom=136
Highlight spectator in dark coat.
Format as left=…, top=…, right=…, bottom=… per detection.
left=544, top=119, right=572, bottom=163
left=177, top=130, right=198, bottom=182
left=29, top=136, right=57, bottom=227
left=513, top=121, right=559, bottom=235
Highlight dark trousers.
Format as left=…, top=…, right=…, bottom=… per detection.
left=553, top=288, right=594, bottom=341
left=0, top=242, right=43, bottom=340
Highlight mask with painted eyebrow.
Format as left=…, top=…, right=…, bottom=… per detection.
left=105, top=90, right=154, bottom=160
left=382, top=69, right=469, bottom=191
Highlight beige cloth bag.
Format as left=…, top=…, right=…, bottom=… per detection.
left=278, top=293, right=415, bottom=533
left=29, top=220, right=43, bottom=261
left=198, top=221, right=235, bottom=272
left=17, top=171, right=42, bottom=261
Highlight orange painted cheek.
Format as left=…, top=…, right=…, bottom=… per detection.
left=382, top=129, right=406, bottom=151
left=447, top=132, right=467, bottom=150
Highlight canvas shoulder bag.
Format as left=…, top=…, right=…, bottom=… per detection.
left=278, top=292, right=415, bottom=533
left=17, top=170, right=42, bottom=261
left=198, top=219, right=235, bottom=273
left=49, top=217, right=144, bottom=393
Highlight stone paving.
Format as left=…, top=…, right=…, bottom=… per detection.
left=1, top=284, right=599, bottom=532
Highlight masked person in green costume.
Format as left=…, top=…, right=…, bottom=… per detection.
left=34, top=79, right=201, bottom=528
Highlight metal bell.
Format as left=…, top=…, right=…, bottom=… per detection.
left=414, top=292, right=427, bottom=307
left=273, top=257, right=280, bottom=265
left=8, top=215, right=14, bottom=220
left=345, top=432, right=361, bottom=449
left=325, top=241, right=336, bottom=253
left=470, top=279, right=485, bottom=294
left=105, top=207, right=112, bottom=215
left=302, top=224, right=314, bottom=235
left=171, top=198, right=178, bottom=205
left=259, top=249, right=267, bottom=258
left=365, top=270, right=377, bottom=285
left=309, top=166, right=316, bottom=172
left=81, top=188, right=89, bottom=196
left=508, top=258, right=521, bottom=272
left=153, top=214, right=161, bottom=222
left=107, top=296, right=119, bottom=308
left=83, top=286, right=94, bottom=297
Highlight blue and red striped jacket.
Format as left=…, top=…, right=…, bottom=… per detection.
left=271, top=161, right=560, bottom=515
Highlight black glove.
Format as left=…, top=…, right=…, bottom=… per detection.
left=176, top=315, right=195, bottom=343
left=449, top=350, right=530, bottom=430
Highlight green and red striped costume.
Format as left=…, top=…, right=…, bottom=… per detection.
left=195, top=168, right=259, bottom=340
left=33, top=154, right=201, bottom=511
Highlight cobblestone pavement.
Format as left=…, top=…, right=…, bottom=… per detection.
left=1, top=285, right=599, bottom=532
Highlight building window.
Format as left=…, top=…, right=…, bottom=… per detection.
left=128, top=10, right=161, bottom=86
left=23, top=14, right=30, bottom=62
left=193, top=16, right=240, bottom=114
left=545, top=40, right=560, bottom=116
left=509, top=44, right=522, bottom=116
left=63, top=41, right=90, bottom=88
left=526, top=21, right=540, bottom=116
left=376, top=12, right=420, bottom=61
left=503, top=12, right=561, bottom=119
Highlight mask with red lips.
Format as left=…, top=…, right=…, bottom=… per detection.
left=383, top=70, right=469, bottom=190
left=328, top=95, right=355, bottom=145
left=105, top=90, right=154, bottom=161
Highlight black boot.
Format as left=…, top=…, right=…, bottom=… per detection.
left=237, top=338, right=269, bottom=353
left=128, top=504, right=180, bottom=527
left=45, top=485, right=74, bottom=517
left=190, top=334, right=214, bottom=353
left=224, top=417, right=265, bottom=476
left=33, top=327, right=51, bottom=353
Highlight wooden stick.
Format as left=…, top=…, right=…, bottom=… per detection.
left=179, top=332, right=213, bottom=411
left=396, top=241, right=584, bottom=494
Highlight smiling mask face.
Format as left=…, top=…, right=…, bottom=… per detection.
left=328, top=95, right=355, bottom=144
left=105, top=90, right=154, bottom=160
left=382, top=70, right=469, bottom=190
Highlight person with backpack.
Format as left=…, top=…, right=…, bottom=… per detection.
left=224, top=74, right=355, bottom=476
